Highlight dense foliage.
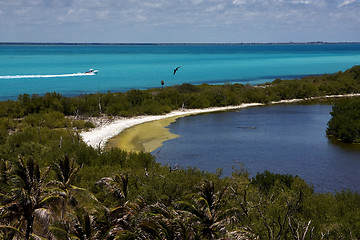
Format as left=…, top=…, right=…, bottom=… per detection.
left=327, top=97, right=360, bottom=143
left=1, top=65, right=360, bottom=239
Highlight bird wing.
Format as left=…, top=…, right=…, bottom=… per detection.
left=173, top=66, right=181, bottom=75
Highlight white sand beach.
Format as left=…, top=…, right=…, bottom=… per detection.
left=80, top=103, right=263, bottom=149
left=80, top=93, right=360, bottom=149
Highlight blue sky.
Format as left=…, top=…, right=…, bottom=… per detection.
left=0, top=0, right=359, bottom=43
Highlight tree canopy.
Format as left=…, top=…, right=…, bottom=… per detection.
left=327, top=97, right=360, bottom=143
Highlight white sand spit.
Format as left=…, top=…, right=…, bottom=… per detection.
left=80, top=103, right=263, bottom=149
left=80, top=93, right=360, bottom=149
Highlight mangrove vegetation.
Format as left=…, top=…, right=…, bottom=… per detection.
left=327, top=97, right=360, bottom=143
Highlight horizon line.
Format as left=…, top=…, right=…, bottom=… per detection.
left=1, top=41, right=360, bottom=45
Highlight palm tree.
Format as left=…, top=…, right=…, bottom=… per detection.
left=0, top=156, right=59, bottom=239
left=176, top=180, right=233, bottom=239
left=48, top=156, right=82, bottom=219
left=0, top=159, right=23, bottom=240
left=96, top=172, right=146, bottom=239
left=50, top=206, right=97, bottom=240
left=47, top=156, right=101, bottom=239
left=52, top=155, right=80, bottom=191
left=107, top=198, right=145, bottom=239
left=96, top=172, right=129, bottom=204
left=140, top=202, right=190, bottom=240
left=65, top=208, right=93, bottom=240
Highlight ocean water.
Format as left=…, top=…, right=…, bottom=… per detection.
left=1, top=43, right=360, bottom=100
left=155, top=104, right=360, bottom=193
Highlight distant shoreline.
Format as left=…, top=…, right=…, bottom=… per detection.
left=1, top=42, right=360, bottom=46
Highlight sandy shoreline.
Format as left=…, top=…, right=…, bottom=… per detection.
left=80, top=93, right=360, bottom=149
left=80, top=103, right=263, bottom=149
left=106, top=116, right=181, bottom=152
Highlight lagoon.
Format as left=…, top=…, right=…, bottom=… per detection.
left=154, top=103, right=360, bottom=193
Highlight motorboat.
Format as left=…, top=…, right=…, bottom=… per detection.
left=85, top=69, right=99, bottom=74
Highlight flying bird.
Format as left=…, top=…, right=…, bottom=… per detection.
left=173, top=66, right=181, bottom=75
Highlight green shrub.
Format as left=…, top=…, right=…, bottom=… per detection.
left=327, top=97, right=360, bottom=143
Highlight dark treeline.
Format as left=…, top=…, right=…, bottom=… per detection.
left=1, top=65, right=360, bottom=239
left=327, top=97, right=360, bottom=143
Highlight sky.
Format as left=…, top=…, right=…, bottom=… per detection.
left=0, top=0, right=359, bottom=43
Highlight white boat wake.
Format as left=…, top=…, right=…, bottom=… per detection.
left=0, top=71, right=98, bottom=79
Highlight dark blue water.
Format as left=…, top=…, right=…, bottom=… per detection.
left=154, top=104, right=360, bottom=193
left=1, top=44, right=360, bottom=100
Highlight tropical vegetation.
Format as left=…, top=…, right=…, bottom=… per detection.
left=327, top=97, right=360, bottom=143
left=1, top=65, right=360, bottom=239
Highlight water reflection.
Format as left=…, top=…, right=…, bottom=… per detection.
left=328, top=136, right=360, bottom=152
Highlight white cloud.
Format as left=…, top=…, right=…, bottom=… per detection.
left=339, top=0, right=356, bottom=7
left=290, top=0, right=311, bottom=4
left=233, top=0, right=246, bottom=5
left=0, top=0, right=359, bottom=42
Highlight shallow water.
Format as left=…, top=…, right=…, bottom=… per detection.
left=154, top=104, right=360, bottom=193
left=1, top=44, right=360, bottom=100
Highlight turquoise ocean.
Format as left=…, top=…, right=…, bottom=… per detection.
left=1, top=43, right=360, bottom=100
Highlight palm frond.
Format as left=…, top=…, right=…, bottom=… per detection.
left=0, top=225, right=26, bottom=239
left=48, top=226, right=70, bottom=240
left=38, top=194, right=62, bottom=206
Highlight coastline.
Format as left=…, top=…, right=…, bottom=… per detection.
left=80, top=93, right=360, bottom=150
left=80, top=103, right=263, bottom=149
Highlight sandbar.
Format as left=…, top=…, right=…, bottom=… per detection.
left=106, top=116, right=181, bottom=152
left=80, top=103, right=263, bottom=149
